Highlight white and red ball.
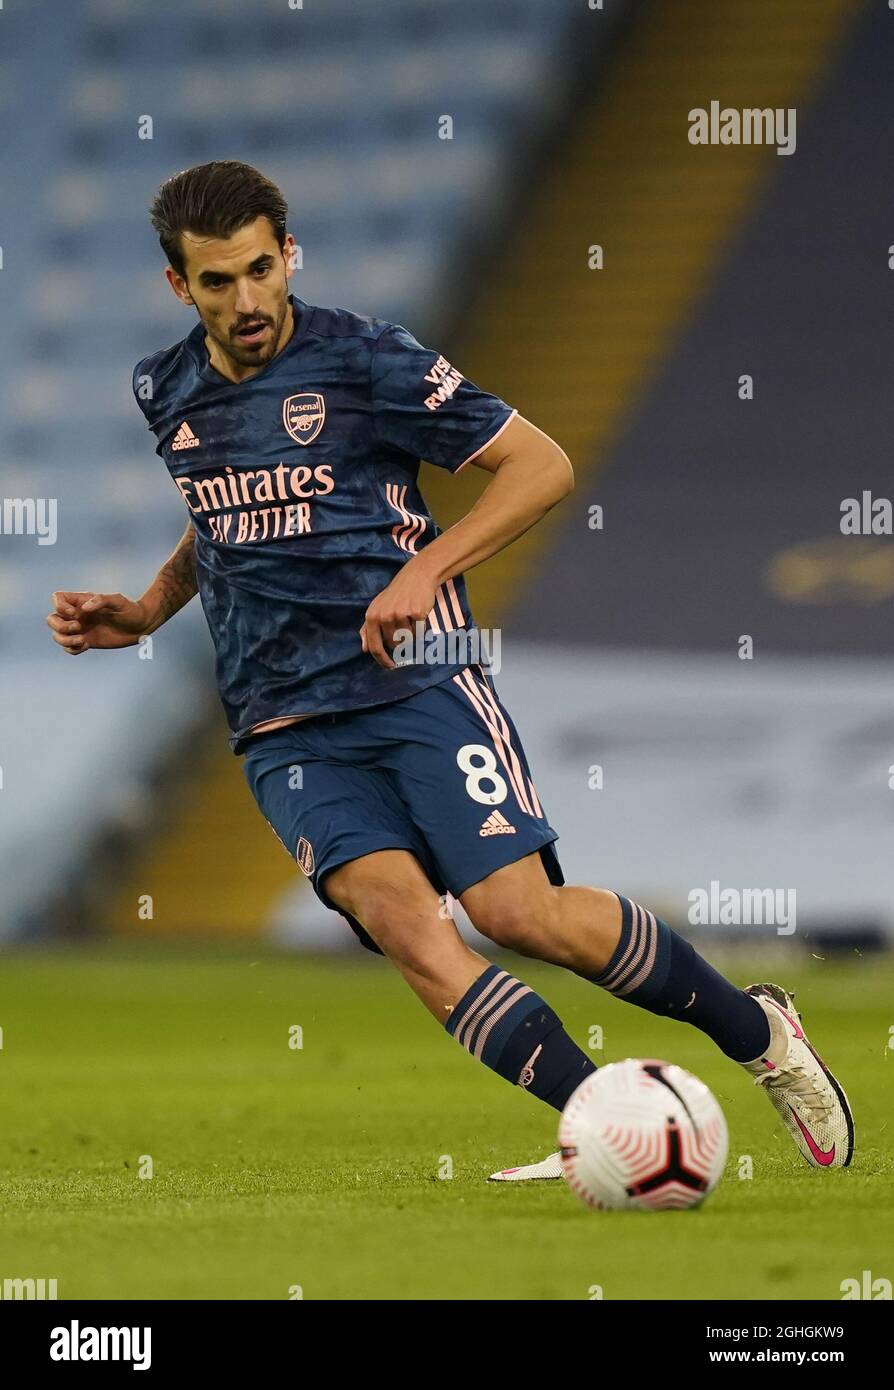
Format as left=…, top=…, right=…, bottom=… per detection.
left=559, top=1058, right=728, bottom=1211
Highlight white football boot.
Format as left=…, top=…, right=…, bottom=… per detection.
left=742, top=982, right=854, bottom=1168
left=488, top=981, right=854, bottom=1181
left=487, top=1151, right=564, bottom=1182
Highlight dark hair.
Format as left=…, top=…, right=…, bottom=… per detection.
left=150, top=161, right=288, bottom=278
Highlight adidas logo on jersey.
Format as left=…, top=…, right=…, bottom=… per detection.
left=172, top=421, right=201, bottom=451
left=479, top=810, right=516, bottom=837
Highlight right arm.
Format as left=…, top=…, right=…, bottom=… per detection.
left=46, top=521, right=197, bottom=655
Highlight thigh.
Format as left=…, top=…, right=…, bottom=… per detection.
left=326, top=848, right=492, bottom=1021
left=242, top=726, right=439, bottom=950
left=380, top=666, right=565, bottom=898
left=324, top=847, right=436, bottom=918
left=459, top=846, right=553, bottom=920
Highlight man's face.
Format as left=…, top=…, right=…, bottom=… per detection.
left=165, top=216, right=295, bottom=378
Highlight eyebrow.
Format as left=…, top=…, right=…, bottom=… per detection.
left=197, top=253, right=274, bottom=286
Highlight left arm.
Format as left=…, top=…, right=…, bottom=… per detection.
left=360, top=414, right=573, bottom=669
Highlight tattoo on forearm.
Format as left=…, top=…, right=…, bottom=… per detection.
left=153, top=525, right=197, bottom=629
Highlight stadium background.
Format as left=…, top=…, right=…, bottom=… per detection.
left=0, top=0, right=892, bottom=1303
left=2, top=0, right=890, bottom=947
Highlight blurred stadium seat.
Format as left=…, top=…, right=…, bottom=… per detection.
left=0, top=0, right=595, bottom=936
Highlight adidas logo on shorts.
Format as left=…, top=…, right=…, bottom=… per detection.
left=479, top=810, right=516, bottom=837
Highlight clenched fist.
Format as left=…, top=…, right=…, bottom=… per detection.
left=46, top=590, right=147, bottom=655
left=360, top=561, right=438, bottom=670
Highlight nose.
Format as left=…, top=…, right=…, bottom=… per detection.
left=233, top=279, right=258, bottom=317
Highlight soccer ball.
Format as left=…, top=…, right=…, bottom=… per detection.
left=558, top=1058, right=728, bottom=1211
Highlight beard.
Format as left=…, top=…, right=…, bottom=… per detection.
left=206, top=295, right=292, bottom=370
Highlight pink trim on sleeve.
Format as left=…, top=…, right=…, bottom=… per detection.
left=454, top=408, right=518, bottom=472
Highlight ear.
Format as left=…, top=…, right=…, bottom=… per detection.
left=165, top=265, right=194, bottom=306
left=283, top=233, right=298, bottom=280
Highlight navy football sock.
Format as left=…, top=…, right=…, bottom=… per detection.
left=445, top=964, right=595, bottom=1112
left=588, top=894, right=771, bottom=1063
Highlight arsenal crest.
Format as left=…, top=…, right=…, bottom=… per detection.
left=283, top=392, right=325, bottom=445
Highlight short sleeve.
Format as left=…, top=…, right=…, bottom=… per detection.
left=132, top=359, right=151, bottom=420
left=370, top=324, right=516, bottom=473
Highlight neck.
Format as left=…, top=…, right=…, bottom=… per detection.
left=206, top=300, right=295, bottom=383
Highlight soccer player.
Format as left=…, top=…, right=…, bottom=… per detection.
left=47, top=161, right=853, bottom=1177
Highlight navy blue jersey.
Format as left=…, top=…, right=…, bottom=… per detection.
left=132, top=296, right=516, bottom=751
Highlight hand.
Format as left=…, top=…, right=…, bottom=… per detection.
left=46, top=590, right=148, bottom=655
left=360, top=562, right=438, bottom=670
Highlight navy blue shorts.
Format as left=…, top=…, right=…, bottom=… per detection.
left=241, top=665, right=564, bottom=952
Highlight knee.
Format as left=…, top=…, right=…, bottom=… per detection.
left=469, top=887, right=559, bottom=956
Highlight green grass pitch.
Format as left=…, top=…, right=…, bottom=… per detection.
left=0, top=944, right=891, bottom=1300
